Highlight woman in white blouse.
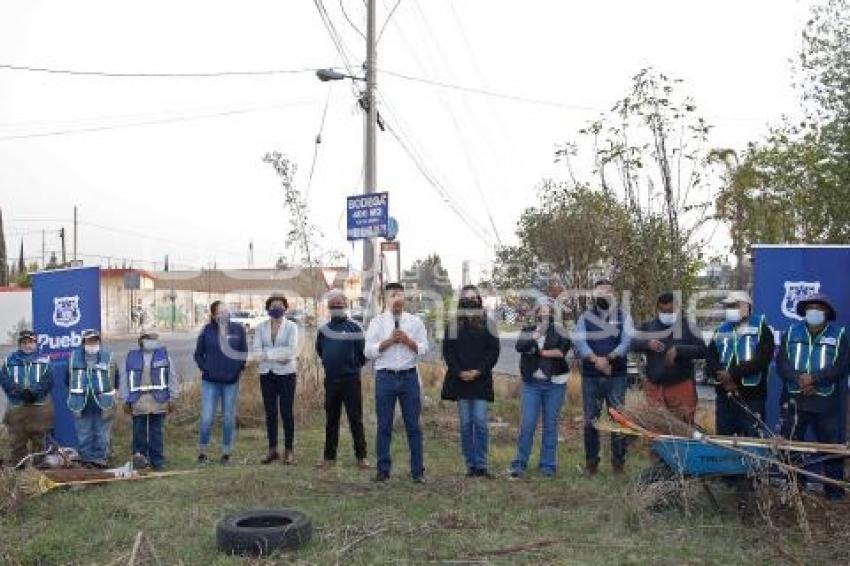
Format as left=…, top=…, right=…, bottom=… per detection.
left=253, top=294, right=299, bottom=464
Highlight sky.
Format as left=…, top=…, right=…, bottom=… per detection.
left=0, top=0, right=812, bottom=286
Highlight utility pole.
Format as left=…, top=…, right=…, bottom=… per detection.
left=59, top=227, right=67, bottom=266
left=73, top=205, right=78, bottom=262
left=362, top=0, right=378, bottom=313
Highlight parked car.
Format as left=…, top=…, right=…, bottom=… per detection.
left=230, top=310, right=266, bottom=332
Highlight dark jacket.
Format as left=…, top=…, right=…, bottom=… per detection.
left=632, top=316, right=707, bottom=385
left=315, top=317, right=367, bottom=379
left=515, top=323, right=571, bottom=383
left=193, top=321, right=247, bottom=384
left=575, top=308, right=632, bottom=378
left=441, top=317, right=500, bottom=402
left=705, top=316, right=774, bottom=401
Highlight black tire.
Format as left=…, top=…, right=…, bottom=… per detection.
left=216, top=508, right=312, bottom=556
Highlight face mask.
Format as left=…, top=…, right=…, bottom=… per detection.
left=141, top=339, right=159, bottom=351
left=20, top=343, right=36, bottom=355
left=329, top=308, right=347, bottom=320
left=459, top=297, right=481, bottom=310
left=268, top=306, right=285, bottom=319
left=805, top=309, right=826, bottom=327
left=658, top=312, right=678, bottom=326
left=84, top=345, right=100, bottom=356
left=215, top=311, right=230, bottom=324
left=595, top=297, right=610, bottom=311
left=724, top=309, right=742, bottom=323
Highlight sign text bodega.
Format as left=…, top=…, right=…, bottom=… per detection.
left=347, top=192, right=389, bottom=240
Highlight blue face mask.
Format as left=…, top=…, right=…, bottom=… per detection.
left=805, top=309, right=826, bottom=327
left=268, top=306, right=285, bottom=319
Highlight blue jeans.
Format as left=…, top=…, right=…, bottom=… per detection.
left=582, top=375, right=627, bottom=465
left=458, top=399, right=489, bottom=472
left=375, top=370, right=423, bottom=478
left=74, top=402, right=113, bottom=462
left=132, top=413, right=166, bottom=469
left=511, top=380, right=566, bottom=475
left=199, top=380, right=239, bottom=455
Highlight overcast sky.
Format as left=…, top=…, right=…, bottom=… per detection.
left=0, top=0, right=811, bottom=285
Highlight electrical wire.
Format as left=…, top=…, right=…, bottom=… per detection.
left=305, top=87, right=334, bottom=200
left=339, top=0, right=366, bottom=40
left=0, top=63, right=329, bottom=78
left=377, top=0, right=403, bottom=43
left=0, top=99, right=316, bottom=141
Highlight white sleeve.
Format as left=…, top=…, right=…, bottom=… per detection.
left=411, top=318, right=429, bottom=357
left=364, top=317, right=384, bottom=360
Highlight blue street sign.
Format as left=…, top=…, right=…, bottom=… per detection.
left=32, top=266, right=102, bottom=447
left=347, top=192, right=389, bottom=240
left=386, top=216, right=399, bottom=241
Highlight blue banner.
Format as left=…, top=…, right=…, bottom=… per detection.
left=32, top=266, right=101, bottom=446
left=347, top=192, right=388, bottom=240
left=752, top=245, right=850, bottom=441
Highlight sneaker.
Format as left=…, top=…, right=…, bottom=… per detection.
left=508, top=469, right=524, bottom=480
left=412, top=474, right=426, bottom=484
left=476, top=469, right=495, bottom=479
left=372, top=471, right=390, bottom=483
left=357, top=458, right=372, bottom=470
left=315, top=459, right=336, bottom=469
left=220, top=454, right=231, bottom=466
left=261, top=451, right=280, bottom=465
left=283, top=450, right=296, bottom=466
left=197, top=454, right=209, bottom=466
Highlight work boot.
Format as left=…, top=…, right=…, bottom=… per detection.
left=584, top=459, right=599, bottom=476
left=283, top=450, right=296, bottom=465
left=261, top=450, right=280, bottom=465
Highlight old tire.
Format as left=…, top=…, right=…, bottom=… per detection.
left=216, top=509, right=312, bottom=556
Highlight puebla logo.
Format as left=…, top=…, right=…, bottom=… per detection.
left=53, top=295, right=81, bottom=328
left=781, top=281, right=820, bottom=320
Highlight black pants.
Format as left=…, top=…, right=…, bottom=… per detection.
left=260, top=372, right=296, bottom=451
left=324, top=375, right=367, bottom=460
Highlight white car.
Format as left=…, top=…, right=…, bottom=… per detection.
left=230, top=310, right=267, bottom=332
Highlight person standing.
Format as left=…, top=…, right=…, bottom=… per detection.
left=194, top=301, right=248, bottom=465
left=67, top=329, right=119, bottom=467
left=509, top=298, right=571, bottom=479
left=776, top=293, right=849, bottom=500
left=441, top=285, right=500, bottom=478
left=707, top=292, right=773, bottom=438
left=119, top=331, right=180, bottom=470
left=0, top=330, right=54, bottom=465
left=365, top=282, right=429, bottom=483
left=315, top=290, right=369, bottom=469
left=632, top=292, right=706, bottom=423
left=574, top=280, right=634, bottom=475
left=253, top=294, right=299, bottom=465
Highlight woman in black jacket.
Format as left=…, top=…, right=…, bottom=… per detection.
left=509, top=298, right=572, bottom=478
left=441, top=285, right=500, bottom=478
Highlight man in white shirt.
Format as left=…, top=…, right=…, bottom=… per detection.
left=365, top=282, right=429, bottom=482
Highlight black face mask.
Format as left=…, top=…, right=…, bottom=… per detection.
left=329, top=308, right=347, bottom=321
left=595, top=297, right=610, bottom=311
left=459, top=297, right=481, bottom=310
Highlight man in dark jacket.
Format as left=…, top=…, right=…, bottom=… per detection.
left=633, top=292, right=707, bottom=423
left=315, top=290, right=369, bottom=470
left=574, top=280, right=634, bottom=475
left=193, top=300, right=247, bottom=465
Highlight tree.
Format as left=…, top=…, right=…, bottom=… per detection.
left=403, top=254, right=454, bottom=299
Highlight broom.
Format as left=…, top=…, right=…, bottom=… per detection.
left=17, top=468, right=200, bottom=497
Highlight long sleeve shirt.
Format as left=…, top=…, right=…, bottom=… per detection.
left=364, top=311, right=429, bottom=371
left=315, top=317, right=367, bottom=378
left=574, top=309, right=634, bottom=360
left=253, top=318, right=299, bottom=375
left=632, top=316, right=707, bottom=385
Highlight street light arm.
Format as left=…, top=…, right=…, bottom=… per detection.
left=316, top=68, right=365, bottom=82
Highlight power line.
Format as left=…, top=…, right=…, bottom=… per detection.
left=0, top=63, right=330, bottom=78
left=378, top=0, right=404, bottom=43
left=339, top=0, right=366, bottom=40
left=0, top=99, right=316, bottom=141
left=305, top=87, right=334, bottom=200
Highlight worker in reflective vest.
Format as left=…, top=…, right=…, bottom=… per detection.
left=0, top=330, right=55, bottom=464
left=119, top=331, right=179, bottom=470
left=777, top=293, right=850, bottom=500
left=67, top=329, right=119, bottom=467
